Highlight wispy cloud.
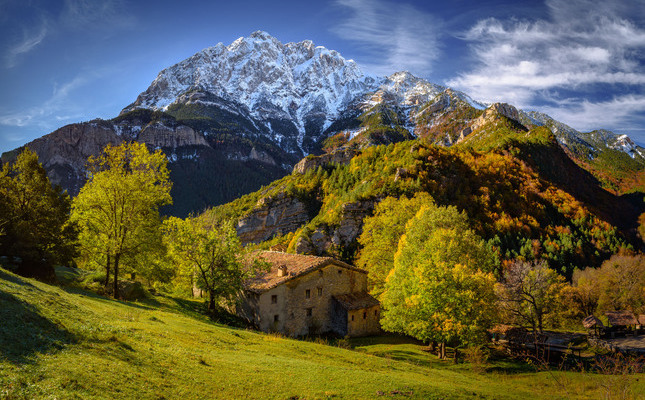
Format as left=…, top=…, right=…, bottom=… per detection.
left=447, top=0, right=645, bottom=132
left=61, top=0, right=136, bottom=31
left=2, top=0, right=136, bottom=69
left=332, top=0, right=442, bottom=76
left=5, top=22, right=48, bottom=68
left=0, top=74, right=90, bottom=128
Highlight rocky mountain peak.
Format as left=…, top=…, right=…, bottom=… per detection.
left=122, top=31, right=381, bottom=155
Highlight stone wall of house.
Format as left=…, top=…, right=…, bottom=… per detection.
left=347, top=305, right=381, bottom=337
left=245, top=262, right=368, bottom=336
left=256, top=285, right=288, bottom=333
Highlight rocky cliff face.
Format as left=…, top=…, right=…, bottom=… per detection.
left=236, top=192, right=311, bottom=243
left=292, top=148, right=357, bottom=174
left=293, top=200, right=375, bottom=255
left=137, top=123, right=208, bottom=149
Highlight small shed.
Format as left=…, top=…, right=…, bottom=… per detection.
left=606, top=311, right=638, bottom=327
left=582, top=315, right=604, bottom=336
left=606, top=311, right=638, bottom=337
left=332, top=292, right=380, bottom=337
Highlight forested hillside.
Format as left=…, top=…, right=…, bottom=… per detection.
left=205, top=117, right=644, bottom=279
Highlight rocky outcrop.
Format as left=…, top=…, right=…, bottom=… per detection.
left=460, top=102, right=524, bottom=140
left=24, top=122, right=122, bottom=172
left=138, top=123, right=208, bottom=148
left=5, top=119, right=211, bottom=195
left=294, top=200, right=375, bottom=255
left=236, top=192, right=310, bottom=243
left=292, top=148, right=357, bottom=174
left=467, top=102, right=521, bottom=134
left=249, top=147, right=277, bottom=165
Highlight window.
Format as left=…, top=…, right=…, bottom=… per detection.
left=374, top=310, right=378, bottom=316
left=338, top=269, right=342, bottom=274
left=274, top=314, right=279, bottom=322
left=271, top=295, right=277, bottom=304
left=363, top=312, right=367, bottom=320
left=306, top=308, right=312, bottom=317
left=305, top=289, right=311, bottom=299
left=351, top=315, right=354, bottom=321
left=318, top=270, right=323, bottom=276
left=317, top=287, right=323, bottom=297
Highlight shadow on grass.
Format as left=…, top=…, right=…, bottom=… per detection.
left=168, top=297, right=248, bottom=328
left=169, top=296, right=208, bottom=317
left=0, top=290, right=76, bottom=364
left=58, top=284, right=161, bottom=311
left=0, top=268, right=37, bottom=289
left=350, top=334, right=424, bottom=347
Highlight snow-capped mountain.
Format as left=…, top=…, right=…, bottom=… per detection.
left=123, top=31, right=381, bottom=155
left=519, top=111, right=645, bottom=161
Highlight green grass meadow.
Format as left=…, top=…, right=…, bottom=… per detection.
left=1, top=268, right=643, bottom=399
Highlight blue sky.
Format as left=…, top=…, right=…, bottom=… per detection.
left=0, top=0, right=644, bottom=153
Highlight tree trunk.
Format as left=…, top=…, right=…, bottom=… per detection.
left=104, top=253, right=111, bottom=288
left=113, top=253, right=120, bottom=299
left=439, top=342, right=446, bottom=360
left=454, top=347, right=459, bottom=364
left=208, top=290, right=215, bottom=312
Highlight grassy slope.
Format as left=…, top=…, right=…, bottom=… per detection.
left=2, top=269, right=643, bottom=400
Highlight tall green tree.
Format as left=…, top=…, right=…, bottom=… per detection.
left=381, top=204, right=497, bottom=359
left=71, top=142, right=171, bottom=298
left=0, top=148, right=77, bottom=280
left=163, top=217, right=259, bottom=311
left=356, top=193, right=434, bottom=298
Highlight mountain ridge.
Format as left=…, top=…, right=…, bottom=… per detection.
left=2, top=31, right=643, bottom=216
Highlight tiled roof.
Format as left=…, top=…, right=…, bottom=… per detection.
left=244, top=251, right=366, bottom=293
left=333, top=292, right=380, bottom=310
left=606, top=310, right=638, bottom=326
left=639, top=315, right=645, bottom=325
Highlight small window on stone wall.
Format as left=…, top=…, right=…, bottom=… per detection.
left=271, top=295, right=277, bottom=304
left=338, top=269, right=342, bottom=274
left=363, top=312, right=367, bottom=320
left=351, top=314, right=354, bottom=321
left=306, top=308, right=312, bottom=317
left=375, top=310, right=378, bottom=316
left=317, top=287, right=323, bottom=296
left=274, top=314, right=279, bottom=322
left=305, top=289, right=311, bottom=299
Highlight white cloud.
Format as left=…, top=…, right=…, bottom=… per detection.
left=447, top=0, right=645, bottom=108
left=332, top=0, right=441, bottom=76
left=539, top=95, right=645, bottom=134
left=5, top=23, right=47, bottom=68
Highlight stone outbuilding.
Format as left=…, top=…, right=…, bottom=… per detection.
left=236, top=251, right=381, bottom=337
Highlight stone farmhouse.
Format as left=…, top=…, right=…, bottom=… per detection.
left=237, top=251, right=380, bottom=337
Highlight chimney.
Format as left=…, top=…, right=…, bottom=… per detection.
left=277, top=265, right=288, bottom=277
